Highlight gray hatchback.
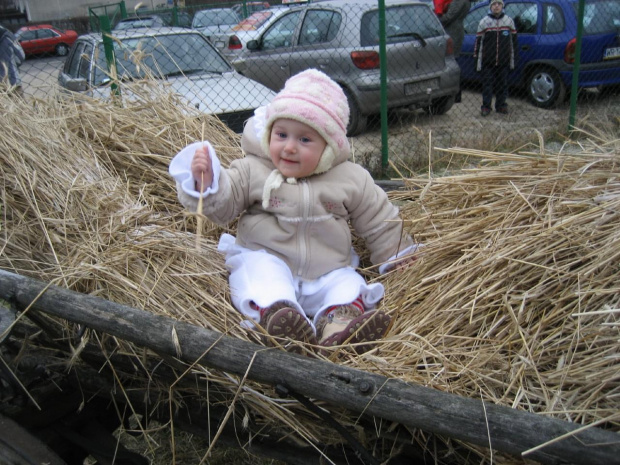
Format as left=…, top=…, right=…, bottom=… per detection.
left=234, top=0, right=460, bottom=135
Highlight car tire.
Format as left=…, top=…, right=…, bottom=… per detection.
left=56, top=43, right=70, bottom=57
left=527, top=67, right=565, bottom=108
left=423, top=95, right=455, bottom=116
left=342, top=87, right=367, bottom=137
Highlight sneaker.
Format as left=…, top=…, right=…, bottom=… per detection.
left=481, top=106, right=491, bottom=117
left=316, top=305, right=391, bottom=354
left=496, top=106, right=509, bottom=114
left=260, top=306, right=317, bottom=350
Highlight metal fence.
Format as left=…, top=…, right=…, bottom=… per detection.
left=9, top=0, right=620, bottom=175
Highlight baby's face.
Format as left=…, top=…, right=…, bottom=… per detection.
left=269, top=119, right=327, bottom=179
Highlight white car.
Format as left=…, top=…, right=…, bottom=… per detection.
left=57, top=27, right=276, bottom=132
left=210, top=7, right=290, bottom=64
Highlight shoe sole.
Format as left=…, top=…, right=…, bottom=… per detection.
left=319, top=311, right=391, bottom=354
left=263, top=307, right=317, bottom=351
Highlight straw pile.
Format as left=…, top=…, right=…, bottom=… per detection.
left=1, top=85, right=618, bottom=464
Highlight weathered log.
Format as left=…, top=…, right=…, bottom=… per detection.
left=0, top=269, right=618, bottom=465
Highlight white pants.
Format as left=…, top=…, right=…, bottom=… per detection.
left=218, top=234, right=384, bottom=329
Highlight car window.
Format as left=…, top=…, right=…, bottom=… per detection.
left=299, top=10, right=341, bottom=46
left=505, top=3, right=538, bottom=34
left=19, top=30, right=37, bottom=41
left=38, top=29, right=57, bottom=39
left=361, top=4, right=443, bottom=46
left=261, top=11, right=301, bottom=50
left=542, top=4, right=563, bottom=34
left=193, top=9, right=240, bottom=27
left=578, top=0, right=619, bottom=34
left=79, top=44, right=93, bottom=80
left=65, top=42, right=85, bottom=75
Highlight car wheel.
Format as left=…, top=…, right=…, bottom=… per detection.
left=342, top=87, right=367, bottom=137
left=56, top=43, right=69, bottom=56
left=527, top=67, right=565, bottom=108
left=423, top=95, right=455, bottom=116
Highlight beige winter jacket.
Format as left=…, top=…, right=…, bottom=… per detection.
left=176, top=118, right=413, bottom=280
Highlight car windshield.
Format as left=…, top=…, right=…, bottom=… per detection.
left=192, top=9, right=240, bottom=28
left=92, top=32, right=232, bottom=86
left=575, top=0, right=620, bottom=34
left=115, top=18, right=159, bottom=30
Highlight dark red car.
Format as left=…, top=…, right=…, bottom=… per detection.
left=15, top=24, right=78, bottom=57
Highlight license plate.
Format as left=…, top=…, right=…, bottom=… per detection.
left=604, top=46, right=620, bottom=60
left=405, top=78, right=439, bottom=95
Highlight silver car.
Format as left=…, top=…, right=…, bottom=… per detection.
left=191, top=8, right=242, bottom=41
left=210, top=7, right=291, bottom=63
left=57, top=27, right=276, bottom=133
left=235, top=0, right=460, bottom=135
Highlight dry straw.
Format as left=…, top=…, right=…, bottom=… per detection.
left=1, top=85, right=618, bottom=464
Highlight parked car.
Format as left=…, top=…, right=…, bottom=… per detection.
left=15, top=24, right=78, bottom=57
left=113, top=15, right=167, bottom=30
left=458, top=0, right=620, bottom=108
left=191, top=8, right=242, bottom=40
left=159, top=10, right=193, bottom=28
left=235, top=0, right=460, bottom=135
left=232, top=2, right=271, bottom=19
left=57, top=27, right=276, bottom=133
left=210, top=7, right=291, bottom=63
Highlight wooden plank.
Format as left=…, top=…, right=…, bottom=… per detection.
left=0, top=269, right=618, bottom=465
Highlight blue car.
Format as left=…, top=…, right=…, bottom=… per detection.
left=458, top=0, right=620, bottom=108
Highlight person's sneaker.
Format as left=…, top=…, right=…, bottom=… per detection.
left=260, top=306, right=317, bottom=351
left=496, top=106, right=509, bottom=114
left=481, top=106, right=491, bottom=117
left=316, top=305, right=391, bottom=354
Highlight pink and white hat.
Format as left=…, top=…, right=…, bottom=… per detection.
left=260, top=69, right=351, bottom=176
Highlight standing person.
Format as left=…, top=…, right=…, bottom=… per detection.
left=473, top=0, right=517, bottom=116
left=0, top=25, right=25, bottom=95
left=169, top=69, right=419, bottom=355
left=438, top=0, right=471, bottom=102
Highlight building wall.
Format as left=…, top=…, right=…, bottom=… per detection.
left=15, top=0, right=154, bottom=22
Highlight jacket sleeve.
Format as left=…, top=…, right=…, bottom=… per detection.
left=346, top=165, right=414, bottom=266
left=11, top=37, right=25, bottom=65
left=169, top=141, right=251, bottom=226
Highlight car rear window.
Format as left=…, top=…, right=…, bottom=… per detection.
left=575, top=0, right=620, bottom=34
left=360, top=4, right=444, bottom=46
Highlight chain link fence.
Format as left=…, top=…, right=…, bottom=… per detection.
left=8, top=0, right=620, bottom=175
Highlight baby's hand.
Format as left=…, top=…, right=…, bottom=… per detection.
left=191, top=145, right=214, bottom=193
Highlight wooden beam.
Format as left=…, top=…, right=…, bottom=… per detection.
left=0, top=269, right=618, bottom=465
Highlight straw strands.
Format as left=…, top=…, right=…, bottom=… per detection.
left=1, top=86, right=619, bottom=464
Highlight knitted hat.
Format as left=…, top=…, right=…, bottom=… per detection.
left=490, top=0, right=504, bottom=6
left=260, top=69, right=350, bottom=177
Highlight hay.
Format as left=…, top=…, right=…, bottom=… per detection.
left=1, top=85, right=618, bottom=464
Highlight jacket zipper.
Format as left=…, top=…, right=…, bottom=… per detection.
left=296, top=181, right=310, bottom=276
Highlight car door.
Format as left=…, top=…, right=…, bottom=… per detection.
left=18, top=29, right=37, bottom=55
left=242, top=10, right=303, bottom=91
left=289, top=8, right=342, bottom=81
left=36, top=28, right=58, bottom=54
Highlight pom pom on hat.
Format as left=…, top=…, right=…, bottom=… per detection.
left=261, top=69, right=350, bottom=177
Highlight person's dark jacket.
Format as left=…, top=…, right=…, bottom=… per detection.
left=474, top=12, right=518, bottom=71
left=0, top=26, right=25, bottom=86
left=440, top=0, right=470, bottom=57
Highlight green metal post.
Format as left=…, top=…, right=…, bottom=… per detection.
left=242, top=0, right=248, bottom=19
left=378, top=0, right=389, bottom=176
left=120, top=0, right=127, bottom=19
left=99, top=15, right=120, bottom=98
left=568, top=0, right=585, bottom=132
left=172, top=6, right=179, bottom=26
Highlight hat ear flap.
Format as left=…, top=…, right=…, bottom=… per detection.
left=313, top=145, right=336, bottom=176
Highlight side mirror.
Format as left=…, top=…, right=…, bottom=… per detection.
left=64, top=77, right=88, bottom=92
left=246, top=39, right=260, bottom=51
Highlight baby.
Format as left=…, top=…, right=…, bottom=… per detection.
left=169, top=69, right=418, bottom=354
